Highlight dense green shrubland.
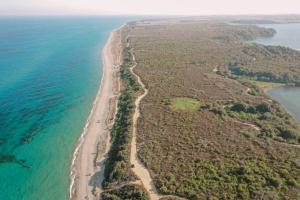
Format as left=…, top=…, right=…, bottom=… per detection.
left=228, top=45, right=300, bottom=85
left=207, top=101, right=300, bottom=144
left=102, top=46, right=143, bottom=193
left=102, top=184, right=149, bottom=200
left=123, top=20, right=300, bottom=200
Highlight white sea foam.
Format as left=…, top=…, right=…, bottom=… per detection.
left=68, top=60, right=105, bottom=200
left=68, top=23, right=126, bottom=200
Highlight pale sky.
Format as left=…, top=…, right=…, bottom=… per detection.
left=1, top=0, right=300, bottom=16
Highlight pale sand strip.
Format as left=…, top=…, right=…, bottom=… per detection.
left=69, top=28, right=122, bottom=200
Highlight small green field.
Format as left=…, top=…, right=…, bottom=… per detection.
left=170, top=97, right=201, bottom=112
left=240, top=78, right=285, bottom=90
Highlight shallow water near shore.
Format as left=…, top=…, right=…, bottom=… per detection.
left=256, top=23, right=300, bottom=121
left=267, top=87, right=300, bottom=121
left=0, top=16, right=137, bottom=200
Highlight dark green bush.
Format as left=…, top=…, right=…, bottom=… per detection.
left=287, top=179, right=298, bottom=187
left=247, top=105, right=257, bottom=114
left=278, top=127, right=298, bottom=141
left=266, top=176, right=283, bottom=188
left=102, top=184, right=149, bottom=200
left=231, top=102, right=247, bottom=112
left=256, top=103, right=271, bottom=113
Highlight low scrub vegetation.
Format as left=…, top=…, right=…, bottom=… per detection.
left=228, top=45, right=300, bottom=85
left=211, top=101, right=300, bottom=144
left=103, top=89, right=135, bottom=187
left=102, top=184, right=149, bottom=200
left=123, top=20, right=300, bottom=199
left=159, top=197, right=184, bottom=200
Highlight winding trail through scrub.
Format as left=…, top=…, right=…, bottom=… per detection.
left=237, top=120, right=261, bottom=131
left=128, top=48, right=187, bottom=200
left=129, top=51, right=161, bottom=200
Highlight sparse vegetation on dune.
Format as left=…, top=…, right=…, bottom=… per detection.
left=102, top=89, right=136, bottom=187
left=121, top=20, right=300, bottom=199
left=102, top=40, right=148, bottom=198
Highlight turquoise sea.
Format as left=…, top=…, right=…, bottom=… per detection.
left=256, top=23, right=300, bottom=120
left=0, top=16, right=136, bottom=200
left=2, top=18, right=299, bottom=200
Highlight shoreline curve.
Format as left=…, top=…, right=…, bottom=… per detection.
left=69, top=26, right=123, bottom=200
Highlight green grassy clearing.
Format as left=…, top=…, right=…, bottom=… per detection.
left=170, top=97, right=201, bottom=112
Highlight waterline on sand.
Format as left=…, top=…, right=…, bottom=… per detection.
left=69, top=73, right=105, bottom=199
left=69, top=27, right=123, bottom=200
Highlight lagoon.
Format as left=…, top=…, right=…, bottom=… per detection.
left=256, top=23, right=300, bottom=121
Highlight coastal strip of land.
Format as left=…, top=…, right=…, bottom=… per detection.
left=124, top=20, right=300, bottom=199
left=69, top=28, right=122, bottom=200
left=69, top=19, right=300, bottom=200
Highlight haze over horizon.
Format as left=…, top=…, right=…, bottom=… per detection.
left=1, top=0, right=300, bottom=16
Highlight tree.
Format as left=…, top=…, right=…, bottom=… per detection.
left=231, top=102, right=247, bottom=112
left=256, top=103, right=271, bottom=113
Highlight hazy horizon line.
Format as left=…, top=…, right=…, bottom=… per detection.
left=1, top=13, right=300, bottom=17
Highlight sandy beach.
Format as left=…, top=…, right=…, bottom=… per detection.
left=69, top=28, right=122, bottom=200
